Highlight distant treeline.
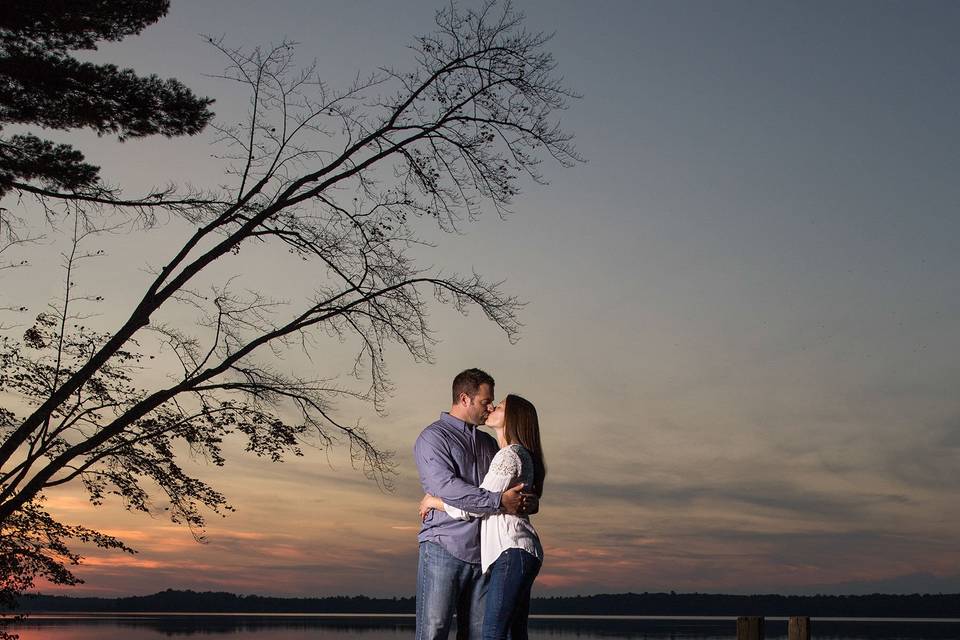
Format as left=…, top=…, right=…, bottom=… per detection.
left=532, top=592, right=960, bottom=618
left=20, top=590, right=414, bottom=614
left=18, top=589, right=960, bottom=618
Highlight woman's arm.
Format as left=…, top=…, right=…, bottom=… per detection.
left=419, top=494, right=449, bottom=521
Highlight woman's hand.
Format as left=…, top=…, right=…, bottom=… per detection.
left=419, top=494, right=444, bottom=521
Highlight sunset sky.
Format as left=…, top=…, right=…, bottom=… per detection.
left=4, top=0, right=960, bottom=598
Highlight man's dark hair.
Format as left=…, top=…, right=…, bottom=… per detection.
left=452, top=368, right=494, bottom=404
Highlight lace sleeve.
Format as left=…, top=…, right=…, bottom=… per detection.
left=479, top=447, right=521, bottom=493
left=512, top=445, right=535, bottom=487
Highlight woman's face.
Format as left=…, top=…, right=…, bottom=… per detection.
left=485, top=399, right=506, bottom=429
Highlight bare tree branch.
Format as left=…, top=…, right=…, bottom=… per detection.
left=1, top=0, right=580, bottom=608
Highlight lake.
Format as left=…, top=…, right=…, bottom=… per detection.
left=8, top=614, right=960, bottom=639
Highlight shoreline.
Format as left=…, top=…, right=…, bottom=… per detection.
left=12, top=612, right=960, bottom=623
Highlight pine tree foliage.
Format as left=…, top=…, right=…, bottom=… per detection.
left=0, top=0, right=214, bottom=196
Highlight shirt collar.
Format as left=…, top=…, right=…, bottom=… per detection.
left=440, top=411, right=476, bottom=430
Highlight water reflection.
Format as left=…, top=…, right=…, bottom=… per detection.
left=9, top=615, right=960, bottom=640
left=13, top=615, right=413, bottom=639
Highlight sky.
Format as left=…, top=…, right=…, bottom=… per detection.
left=3, top=0, right=960, bottom=597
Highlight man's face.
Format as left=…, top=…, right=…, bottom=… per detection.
left=463, top=383, right=494, bottom=425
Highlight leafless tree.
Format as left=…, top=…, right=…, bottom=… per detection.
left=0, top=0, right=580, bottom=610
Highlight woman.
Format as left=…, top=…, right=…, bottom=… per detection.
left=419, top=394, right=547, bottom=640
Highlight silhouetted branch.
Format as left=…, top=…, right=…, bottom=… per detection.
left=0, top=0, right=579, bottom=614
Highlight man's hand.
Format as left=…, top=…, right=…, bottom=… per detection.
left=520, top=492, right=539, bottom=515
left=502, top=484, right=540, bottom=515
left=500, top=483, right=526, bottom=515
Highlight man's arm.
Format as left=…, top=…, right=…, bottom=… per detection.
left=439, top=484, right=527, bottom=517
left=414, top=430, right=502, bottom=514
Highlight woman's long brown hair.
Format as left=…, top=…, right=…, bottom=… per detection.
left=504, top=394, right=547, bottom=498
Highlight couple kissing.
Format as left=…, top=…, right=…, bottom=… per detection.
left=414, top=368, right=547, bottom=640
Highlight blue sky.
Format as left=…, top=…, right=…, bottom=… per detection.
left=3, top=0, right=959, bottom=596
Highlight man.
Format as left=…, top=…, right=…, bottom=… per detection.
left=414, top=368, right=530, bottom=640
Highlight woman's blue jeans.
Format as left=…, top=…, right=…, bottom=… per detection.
left=482, top=548, right=541, bottom=640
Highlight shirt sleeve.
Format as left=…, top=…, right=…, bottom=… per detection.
left=443, top=447, right=521, bottom=519
left=479, top=447, right=522, bottom=493
left=443, top=503, right=473, bottom=520
left=414, top=428, right=502, bottom=514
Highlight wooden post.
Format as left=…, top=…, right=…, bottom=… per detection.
left=736, top=616, right=764, bottom=640
left=788, top=616, right=811, bottom=640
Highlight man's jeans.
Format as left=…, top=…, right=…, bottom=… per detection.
left=416, top=541, right=488, bottom=640
left=482, top=548, right=541, bottom=640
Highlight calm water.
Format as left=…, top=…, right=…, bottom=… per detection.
left=8, top=614, right=960, bottom=639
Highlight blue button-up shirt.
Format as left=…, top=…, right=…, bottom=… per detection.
left=414, top=412, right=502, bottom=564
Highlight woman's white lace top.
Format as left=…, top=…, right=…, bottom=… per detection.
left=444, top=444, right=543, bottom=574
